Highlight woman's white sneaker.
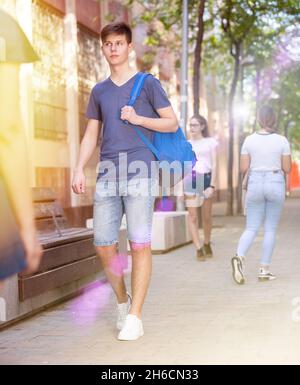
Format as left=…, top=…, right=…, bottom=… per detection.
left=231, top=255, right=245, bottom=284
left=117, top=314, right=144, bottom=341
left=116, top=293, right=132, bottom=330
left=258, top=268, right=276, bottom=281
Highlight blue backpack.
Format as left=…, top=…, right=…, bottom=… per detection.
left=126, top=72, right=197, bottom=186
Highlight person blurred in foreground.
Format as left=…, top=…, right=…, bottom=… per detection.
left=0, top=9, right=42, bottom=293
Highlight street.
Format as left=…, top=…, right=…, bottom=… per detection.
left=0, top=198, right=299, bottom=365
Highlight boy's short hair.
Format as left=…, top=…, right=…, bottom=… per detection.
left=101, top=22, right=132, bottom=44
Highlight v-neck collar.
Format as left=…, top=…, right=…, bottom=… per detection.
left=109, top=72, right=139, bottom=88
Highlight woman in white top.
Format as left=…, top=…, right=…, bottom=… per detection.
left=184, top=115, right=218, bottom=260
left=232, top=106, right=292, bottom=284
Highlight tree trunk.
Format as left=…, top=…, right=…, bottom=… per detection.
left=277, top=95, right=284, bottom=134
left=227, top=41, right=241, bottom=216
left=253, top=66, right=261, bottom=132
left=237, top=47, right=244, bottom=215
left=193, top=0, right=206, bottom=115
left=284, top=120, right=290, bottom=139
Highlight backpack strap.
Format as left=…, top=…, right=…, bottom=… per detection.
left=127, top=72, right=150, bottom=106
left=125, top=72, right=161, bottom=160
left=133, top=126, right=160, bottom=160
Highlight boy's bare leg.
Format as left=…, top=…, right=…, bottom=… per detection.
left=96, top=245, right=128, bottom=304
left=128, top=242, right=152, bottom=319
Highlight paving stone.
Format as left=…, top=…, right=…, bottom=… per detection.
left=0, top=198, right=299, bottom=364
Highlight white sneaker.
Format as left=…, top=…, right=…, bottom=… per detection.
left=258, top=268, right=276, bottom=281
left=231, top=255, right=245, bottom=285
left=116, top=293, right=132, bottom=330
left=118, top=314, right=144, bottom=341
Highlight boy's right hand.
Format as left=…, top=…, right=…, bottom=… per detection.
left=72, top=169, right=86, bottom=194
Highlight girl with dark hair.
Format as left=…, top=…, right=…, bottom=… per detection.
left=184, top=115, right=218, bottom=261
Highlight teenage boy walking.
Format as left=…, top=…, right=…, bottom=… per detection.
left=72, top=22, right=178, bottom=340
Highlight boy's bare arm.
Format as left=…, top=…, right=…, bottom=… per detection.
left=72, top=119, right=101, bottom=194
left=120, top=105, right=178, bottom=133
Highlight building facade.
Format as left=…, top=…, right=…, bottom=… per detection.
left=0, top=0, right=130, bottom=225
left=1, top=0, right=231, bottom=224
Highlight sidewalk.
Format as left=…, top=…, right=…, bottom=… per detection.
left=0, top=198, right=299, bottom=365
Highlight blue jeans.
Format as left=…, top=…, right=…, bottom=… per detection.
left=237, top=171, right=285, bottom=266
left=93, top=177, right=157, bottom=246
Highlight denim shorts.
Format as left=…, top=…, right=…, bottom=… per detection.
left=183, top=171, right=211, bottom=197
left=93, top=177, right=157, bottom=246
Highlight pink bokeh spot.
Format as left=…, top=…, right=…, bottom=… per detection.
left=108, top=253, right=128, bottom=277
left=259, top=29, right=299, bottom=101
left=155, top=197, right=174, bottom=211
left=130, top=242, right=151, bottom=251
left=69, top=279, right=112, bottom=326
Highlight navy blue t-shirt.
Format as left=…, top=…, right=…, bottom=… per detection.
left=86, top=73, right=171, bottom=181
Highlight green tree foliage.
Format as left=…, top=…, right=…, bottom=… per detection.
left=123, top=0, right=300, bottom=210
